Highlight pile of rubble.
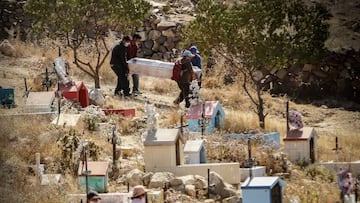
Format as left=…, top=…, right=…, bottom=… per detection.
left=123, top=168, right=241, bottom=202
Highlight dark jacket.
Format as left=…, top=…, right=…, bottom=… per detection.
left=127, top=40, right=138, bottom=60
left=179, top=58, right=193, bottom=84
left=191, top=54, right=202, bottom=69
left=110, top=42, right=128, bottom=74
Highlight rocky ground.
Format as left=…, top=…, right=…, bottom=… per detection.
left=1, top=49, right=360, bottom=202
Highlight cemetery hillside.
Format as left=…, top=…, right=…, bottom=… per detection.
left=1, top=0, right=360, bottom=203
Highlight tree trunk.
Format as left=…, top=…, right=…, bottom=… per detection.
left=257, top=86, right=265, bottom=129
left=94, top=74, right=100, bottom=88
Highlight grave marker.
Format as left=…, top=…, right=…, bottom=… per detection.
left=25, top=91, right=55, bottom=113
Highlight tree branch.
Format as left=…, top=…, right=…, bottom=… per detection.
left=214, top=47, right=260, bottom=108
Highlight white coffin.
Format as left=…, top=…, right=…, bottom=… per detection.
left=127, top=57, right=202, bottom=79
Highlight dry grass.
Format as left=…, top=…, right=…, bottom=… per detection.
left=317, top=130, right=360, bottom=162
left=2, top=37, right=360, bottom=203
left=0, top=115, right=72, bottom=202
left=223, top=110, right=259, bottom=132
left=159, top=109, right=182, bottom=127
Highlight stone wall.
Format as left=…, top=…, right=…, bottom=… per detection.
left=136, top=11, right=195, bottom=61
left=0, top=0, right=31, bottom=40
left=269, top=50, right=360, bottom=105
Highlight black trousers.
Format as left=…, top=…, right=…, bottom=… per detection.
left=111, top=66, right=130, bottom=95
left=175, top=82, right=190, bottom=108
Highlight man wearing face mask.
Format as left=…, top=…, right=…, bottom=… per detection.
left=110, top=35, right=131, bottom=97
left=87, top=190, right=101, bottom=203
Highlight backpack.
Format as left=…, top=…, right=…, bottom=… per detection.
left=171, top=59, right=182, bottom=81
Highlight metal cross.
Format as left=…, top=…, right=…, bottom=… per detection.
left=332, top=136, right=342, bottom=153
left=198, top=102, right=209, bottom=138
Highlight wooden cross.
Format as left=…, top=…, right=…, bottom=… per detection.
left=332, top=136, right=342, bottom=153
left=42, top=68, right=52, bottom=91
left=179, top=110, right=188, bottom=135
left=248, top=139, right=254, bottom=178
left=198, top=102, right=209, bottom=138
left=23, top=78, right=32, bottom=98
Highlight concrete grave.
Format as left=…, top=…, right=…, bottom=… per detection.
left=143, top=128, right=240, bottom=185
left=241, top=176, right=286, bottom=203
left=186, top=101, right=225, bottom=134
left=51, top=113, right=81, bottom=127
left=60, top=81, right=89, bottom=108
left=143, top=128, right=185, bottom=170
left=78, top=161, right=109, bottom=193
left=239, top=166, right=266, bottom=182
left=0, top=88, right=15, bottom=108
left=283, top=127, right=318, bottom=164
left=184, top=140, right=206, bottom=164
left=25, top=91, right=55, bottom=113
left=34, top=153, right=62, bottom=186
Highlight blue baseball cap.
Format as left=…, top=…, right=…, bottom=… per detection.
left=183, top=50, right=194, bottom=57
left=189, top=46, right=199, bottom=54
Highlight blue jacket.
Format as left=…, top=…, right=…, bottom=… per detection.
left=191, top=54, right=202, bottom=69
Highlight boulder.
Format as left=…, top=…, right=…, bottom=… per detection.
left=162, top=29, right=176, bottom=38
left=209, top=171, right=225, bottom=195
left=148, top=30, right=162, bottom=40
left=209, top=171, right=236, bottom=198
left=170, top=175, right=195, bottom=186
left=88, top=88, right=104, bottom=106
left=148, top=172, right=175, bottom=189
left=143, top=40, right=155, bottom=49
left=194, top=175, right=207, bottom=189
left=185, top=184, right=196, bottom=198
left=143, top=172, right=153, bottom=186
left=0, top=40, right=15, bottom=57
left=126, top=168, right=145, bottom=186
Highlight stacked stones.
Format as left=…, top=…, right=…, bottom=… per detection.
left=0, top=0, right=31, bottom=40
left=136, top=9, right=195, bottom=61
left=268, top=50, right=360, bottom=103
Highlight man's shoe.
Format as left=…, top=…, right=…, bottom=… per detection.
left=132, top=90, right=142, bottom=95
left=114, top=91, right=119, bottom=96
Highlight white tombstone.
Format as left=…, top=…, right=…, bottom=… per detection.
left=25, top=91, right=55, bottom=113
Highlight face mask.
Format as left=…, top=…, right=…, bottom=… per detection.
left=124, top=42, right=129, bottom=47
left=89, top=201, right=98, bottom=203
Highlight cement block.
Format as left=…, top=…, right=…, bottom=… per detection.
left=51, top=113, right=81, bottom=127
left=239, top=166, right=266, bottom=182
left=26, top=91, right=55, bottom=113
left=40, top=174, right=61, bottom=186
